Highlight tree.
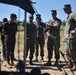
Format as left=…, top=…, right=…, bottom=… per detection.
left=62, top=20, right=65, bottom=26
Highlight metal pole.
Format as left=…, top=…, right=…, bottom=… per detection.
left=0, top=51, right=2, bottom=71
left=59, top=50, right=75, bottom=75
left=17, top=0, right=20, bottom=61
left=24, top=11, right=27, bottom=72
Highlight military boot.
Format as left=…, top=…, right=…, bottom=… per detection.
left=7, top=60, right=10, bottom=65
left=41, top=56, right=44, bottom=61
left=54, top=59, right=58, bottom=66
left=30, top=59, right=34, bottom=65
left=10, top=59, right=15, bottom=66
left=35, top=56, right=38, bottom=62
left=73, top=62, right=76, bottom=70
left=44, top=59, right=51, bottom=66
left=7, top=58, right=10, bottom=65
left=68, top=61, right=73, bottom=68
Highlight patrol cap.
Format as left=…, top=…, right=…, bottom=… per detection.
left=36, top=14, right=41, bottom=17
left=51, top=10, right=57, bottom=14
left=29, top=14, right=33, bottom=18
left=3, top=18, right=8, bottom=22
left=10, top=13, right=17, bottom=18
left=63, top=4, right=71, bottom=9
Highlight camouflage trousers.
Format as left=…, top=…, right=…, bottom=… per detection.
left=47, top=36, right=60, bottom=60
left=26, top=39, right=35, bottom=60
left=65, top=38, right=76, bottom=63
left=35, top=37, right=45, bottom=57
left=5, top=36, right=16, bottom=62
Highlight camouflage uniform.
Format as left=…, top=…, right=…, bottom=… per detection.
left=25, top=15, right=37, bottom=65
left=35, top=14, right=46, bottom=61
left=4, top=21, right=17, bottom=64
left=47, top=18, right=61, bottom=59
left=0, top=18, right=8, bottom=60
left=44, top=10, right=61, bottom=65
left=4, top=14, right=17, bottom=65
left=63, top=4, right=76, bottom=67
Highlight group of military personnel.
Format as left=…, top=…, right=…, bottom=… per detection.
left=22, top=4, right=76, bottom=70
left=21, top=14, right=46, bottom=65
left=0, top=13, right=17, bottom=66
left=0, top=4, right=76, bottom=70
left=63, top=4, right=76, bottom=69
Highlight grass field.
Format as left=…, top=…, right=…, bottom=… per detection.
left=14, top=26, right=65, bottom=59
left=1, top=26, right=76, bottom=75
left=0, top=25, right=65, bottom=57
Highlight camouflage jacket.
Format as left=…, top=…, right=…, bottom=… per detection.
left=27, top=22, right=37, bottom=42
left=45, top=18, right=61, bottom=38
left=4, top=22, right=17, bottom=37
left=64, top=12, right=76, bottom=38
left=35, top=22, right=46, bottom=38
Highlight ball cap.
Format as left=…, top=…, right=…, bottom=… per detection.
left=10, top=13, right=17, bottom=18
left=36, top=14, right=41, bottom=17
left=51, top=10, right=57, bottom=14
left=63, top=4, right=71, bottom=9
left=3, top=18, right=8, bottom=22
left=29, top=14, right=33, bottom=18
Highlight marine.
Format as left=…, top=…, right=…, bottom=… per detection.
left=44, top=10, right=62, bottom=66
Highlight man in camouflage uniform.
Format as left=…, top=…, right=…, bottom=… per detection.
left=63, top=4, right=76, bottom=69
left=35, top=14, right=46, bottom=61
left=22, top=15, right=36, bottom=65
left=44, top=10, right=61, bottom=66
left=0, top=18, right=8, bottom=60
left=4, top=14, right=17, bottom=66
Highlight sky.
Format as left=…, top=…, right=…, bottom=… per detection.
left=0, top=0, right=76, bottom=22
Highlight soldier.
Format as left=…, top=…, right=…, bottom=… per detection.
left=35, top=14, right=46, bottom=61
left=0, top=18, right=8, bottom=60
left=4, top=13, right=17, bottom=66
left=44, top=10, right=62, bottom=66
left=22, top=14, right=36, bottom=65
left=63, top=4, right=76, bottom=69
